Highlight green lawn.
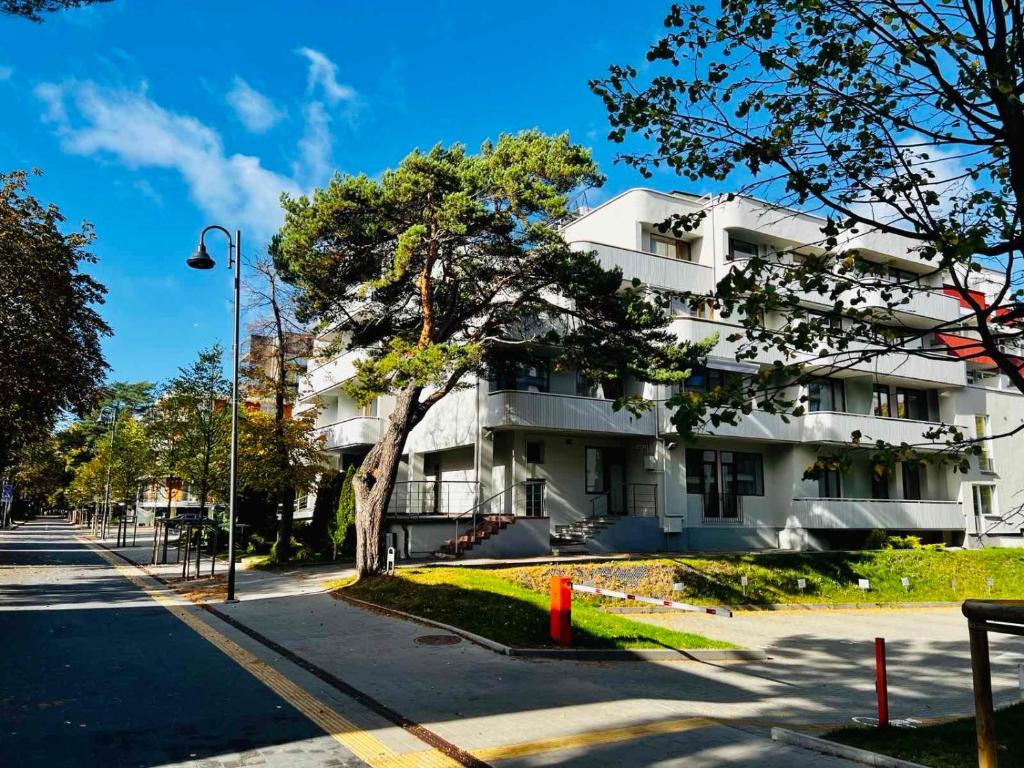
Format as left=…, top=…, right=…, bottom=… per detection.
left=340, top=567, right=735, bottom=650
left=505, top=549, right=1024, bottom=607
left=826, top=703, right=1024, bottom=768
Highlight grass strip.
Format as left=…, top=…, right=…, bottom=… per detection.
left=340, top=567, right=735, bottom=650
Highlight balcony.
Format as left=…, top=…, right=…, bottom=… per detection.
left=670, top=317, right=966, bottom=386
left=659, top=404, right=943, bottom=449
left=790, top=497, right=964, bottom=530
left=316, top=417, right=381, bottom=451
left=570, top=241, right=715, bottom=294
left=485, top=390, right=656, bottom=436
left=299, top=351, right=362, bottom=400
left=794, top=285, right=961, bottom=325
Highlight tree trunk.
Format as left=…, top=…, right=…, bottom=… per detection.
left=274, top=486, right=296, bottom=561
left=353, top=384, right=423, bottom=577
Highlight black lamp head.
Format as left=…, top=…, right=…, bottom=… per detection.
left=187, top=242, right=216, bottom=270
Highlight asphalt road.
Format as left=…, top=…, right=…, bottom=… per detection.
left=0, top=518, right=364, bottom=768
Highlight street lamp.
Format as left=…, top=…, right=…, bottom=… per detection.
left=187, top=225, right=241, bottom=603
left=99, top=404, right=119, bottom=540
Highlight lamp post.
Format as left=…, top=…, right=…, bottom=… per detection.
left=187, top=225, right=241, bottom=603
left=99, top=404, right=120, bottom=540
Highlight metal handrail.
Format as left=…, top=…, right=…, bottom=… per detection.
left=451, top=480, right=545, bottom=555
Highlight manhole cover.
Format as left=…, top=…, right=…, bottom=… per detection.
left=414, top=634, right=462, bottom=646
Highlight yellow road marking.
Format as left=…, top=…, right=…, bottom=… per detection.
left=388, top=716, right=718, bottom=764
left=472, top=716, right=717, bottom=761
left=81, top=539, right=461, bottom=768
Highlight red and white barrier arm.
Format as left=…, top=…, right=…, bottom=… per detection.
left=570, top=583, right=732, bottom=618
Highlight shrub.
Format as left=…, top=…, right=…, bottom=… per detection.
left=864, top=529, right=888, bottom=550
left=887, top=535, right=923, bottom=550
left=329, top=465, right=356, bottom=559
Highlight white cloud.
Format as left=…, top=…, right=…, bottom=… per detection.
left=226, top=76, right=284, bottom=133
left=0, top=66, right=12, bottom=82
left=34, top=80, right=303, bottom=241
left=295, top=101, right=332, bottom=185
left=296, top=47, right=357, bottom=104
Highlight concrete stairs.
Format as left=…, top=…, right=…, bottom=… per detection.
left=435, top=514, right=515, bottom=558
left=550, top=517, right=618, bottom=555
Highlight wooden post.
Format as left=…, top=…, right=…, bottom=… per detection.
left=549, top=577, right=572, bottom=647
left=874, top=637, right=889, bottom=728
left=968, top=624, right=998, bottom=768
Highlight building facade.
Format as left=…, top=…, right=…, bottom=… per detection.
left=296, top=188, right=1024, bottom=557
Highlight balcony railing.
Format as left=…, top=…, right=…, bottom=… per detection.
left=669, top=317, right=966, bottom=385
left=569, top=241, right=715, bottom=294
left=790, top=497, right=963, bottom=530
left=298, top=351, right=362, bottom=399
left=658, top=403, right=944, bottom=449
left=316, top=417, right=381, bottom=450
left=486, top=390, right=656, bottom=436
left=386, top=480, right=479, bottom=517
left=589, top=483, right=658, bottom=518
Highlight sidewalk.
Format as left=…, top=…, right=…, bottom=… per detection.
left=78, top=523, right=1003, bottom=767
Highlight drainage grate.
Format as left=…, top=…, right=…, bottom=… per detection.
left=414, top=634, right=462, bottom=646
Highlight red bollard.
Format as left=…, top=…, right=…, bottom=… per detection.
left=550, top=576, right=572, bottom=647
left=875, top=637, right=889, bottom=728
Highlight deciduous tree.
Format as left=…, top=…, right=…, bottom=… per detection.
left=592, top=0, right=1024, bottom=471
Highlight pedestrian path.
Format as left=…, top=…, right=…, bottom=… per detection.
left=76, top=522, right=871, bottom=767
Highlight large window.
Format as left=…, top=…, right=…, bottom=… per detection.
left=685, top=449, right=763, bottom=496
left=684, top=366, right=735, bottom=393
left=727, top=236, right=759, bottom=261
left=871, top=468, right=890, bottom=499
left=901, top=463, right=923, bottom=500
left=973, top=484, right=995, bottom=517
left=808, top=377, right=846, bottom=412
left=647, top=232, right=692, bottom=262
left=817, top=464, right=842, bottom=498
left=896, top=388, right=931, bottom=421
left=721, top=451, right=764, bottom=496
left=872, top=385, right=892, bottom=418
left=491, top=360, right=549, bottom=393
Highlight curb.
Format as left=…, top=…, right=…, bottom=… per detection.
left=333, top=591, right=766, bottom=662
left=771, top=727, right=930, bottom=768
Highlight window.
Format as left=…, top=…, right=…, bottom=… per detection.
left=872, top=385, right=892, bottom=418
left=973, top=484, right=995, bottom=517
left=728, top=237, right=759, bottom=261
left=361, top=398, right=378, bottom=418
left=896, top=388, right=930, bottom=421
left=975, top=415, right=994, bottom=471
left=491, top=360, right=549, bottom=393
left=871, top=468, right=890, bottom=499
left=684, top=366, right=728, bottom=393
left=526, top=440, right=545, bottom=465
left=818, top=464, right=842, bottom=498
left=576, top=373, right=599, bottom=398
left=685, top=449, right=763, bottom=496
left=647, top=232, right=692, bottom=262
left=887, top=266, right=919, bottom=285
left=686, top=449, right=717, bottom=495
left=585, top=447, right=605, bottom=494
left=901, top=463, right=923, bottom=500
left=808, top=377, right=845, bottom=412
left=721, top=451, right=764, bottom=496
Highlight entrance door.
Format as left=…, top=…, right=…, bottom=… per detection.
left=606, top=448, right=626, bottom=514
left=718, top=452, right=740, bottom=519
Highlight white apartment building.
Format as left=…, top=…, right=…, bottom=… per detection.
left=296, top=188, right=1024, bottom=558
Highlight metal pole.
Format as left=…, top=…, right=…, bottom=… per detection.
left=226, top=229, right=241, bottom=602
left=874, top=637, right=889, bottom=729
left=101, top=405, right=120, bottom=540
left=968, top=624, right=998, bottom=768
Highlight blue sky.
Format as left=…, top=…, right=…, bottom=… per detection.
left=0, top=1, right=685, bottom=385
